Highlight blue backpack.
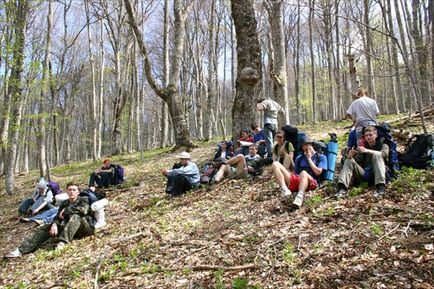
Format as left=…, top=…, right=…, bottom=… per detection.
left=114, top=165, right=125, bottom=185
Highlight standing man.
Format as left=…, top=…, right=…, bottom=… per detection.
left=346, top=88, right=380, bottom=148
left=6, top=182, right=95, bottom=258
left=256, top=98, right=286, bottom=158
left=162, top=152, right=200, bottom=197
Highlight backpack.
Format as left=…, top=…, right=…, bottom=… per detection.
left=400, top=134, right=434, bottom=169
left=281, top=125, right=299, bottom=154
left=113, top=165, right=125, bottom=185
left=47, top=181, right=61, bottom=196
left=199, top=161, right=219, bottom=184
left=374, top=124, right=400, bottom=179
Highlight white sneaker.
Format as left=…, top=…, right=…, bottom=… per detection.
left=5, top=248, right=22, bottom=258
left=280, top=187, right=292, bottom=198
left=55, top=242, right=66, bottom=251
left=292, top=192, right=304, bottom=208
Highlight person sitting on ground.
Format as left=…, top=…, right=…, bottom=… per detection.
left=214, top=140, right=234, bottom=160
left=80, top=186, right=109, bottom=229
left=335, top=126, right=389, bottom=198
left=235, top=129, right=255, bottom=156
left=272, top=130, right=295, bottom=171
left=89, top=159, right=119, bottom=188
left=346, top=88, right=380, bottom=149
left=251, top=123, right=267, bottom=157
left=271, top=135, right=327, bottom=208
left=213, top=144, right=262, bottom=183
left=162, top=152, right=200, bottom=197
left=18, top=179, right=53, bottom=218
left=5, top=182, right=95, bottom=258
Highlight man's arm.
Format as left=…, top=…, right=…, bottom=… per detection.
left=63, top=197, right=90, bottom=218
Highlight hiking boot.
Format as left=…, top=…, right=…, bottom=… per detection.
left=33, top=219, right=44, bottom=226
left=19, top=217, right=31, bottom=223
left=334, top=188, right=348, bottom=199
left=280, top=187, right=292, bottom=198
left=374, top=184, right=386, bottom=198
left=5, top=248, right=22, bottom=258
left=292, top=192, right=304, bottom=208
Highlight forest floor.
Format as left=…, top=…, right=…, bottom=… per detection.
left=0, top=116, right=433, bottom=289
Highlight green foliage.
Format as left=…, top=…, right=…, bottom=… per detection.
left=214, top=269, right=226, bottom=289
left=232, top=277, right=249, bottom=289
left=282, top=243, right=296, bottom=264
left=141, top=263, right=161, bottom=274
left=349, top=182, right=369, bottom=197
left=370, top=224, right=384, bottom=236
left=389, top=166, right=427, bottom=194
left=305, top=195, right=323, bottom=207
left=4, top=282, right=28, bottom=289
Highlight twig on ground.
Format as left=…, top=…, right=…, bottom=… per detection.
left=94, top=254, right=106, bottom=289
left=110, top=231, right=147, bottom=245
left=297, top=235, right=303, bottom=251
left=190, top=264, right=260, bottom=271
left=378, top=224, right=400, bottom=241
left=402, top=220, right=412, bottom=238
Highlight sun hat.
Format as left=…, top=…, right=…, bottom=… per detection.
left=178, top=152, right=191, bottom=159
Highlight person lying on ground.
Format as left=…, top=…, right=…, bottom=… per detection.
left=346, top=88, right=380, bottom=149
left=212, top=144, right=261, bottom=183
left=214, top=140, right=234, bottom=160
left=162, top=152, right=200, bottom=197
left=251, top=123, right=267, bottom=158
left=5, top=182, right=95, bottom=258
left=18, top=179, right=53, bottom=218
left=271, top=135, right=327, bottom=209
left=335, top=125, right=389, bottom=199
left=88, top=159, right=120, bottom=188
left=272, top=130, right=294, bottom=171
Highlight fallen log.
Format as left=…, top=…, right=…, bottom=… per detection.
left=190, top=264, right=260, bottom=272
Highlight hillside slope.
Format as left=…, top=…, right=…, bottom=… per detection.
left=0, top=121, right=433, bottom=289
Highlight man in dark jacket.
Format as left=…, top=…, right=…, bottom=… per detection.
left=5, top=183, right=94, bottom=258
left=89, top=159, right=116, bottom=188
left=335, top=126, right=389, bottom=198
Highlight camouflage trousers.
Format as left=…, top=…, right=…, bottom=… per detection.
left=19, top=214, right=94, bottom=254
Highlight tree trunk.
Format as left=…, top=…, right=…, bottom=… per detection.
left=205, top=0, right=217, bottom=140
left=267, top=0, right=289, bottom=125
left=4, top=0, right=29, bottom=194
left=363, top=0, right=376, bottom=98
left=160, top=0, right=170, bottom=147
left=124, top=0, right=193, bottom=149
left=230, top=0, right=262, bottom=144
left=309, top=0, right=317, bottom=123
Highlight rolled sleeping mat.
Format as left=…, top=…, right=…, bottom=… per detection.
left=326, top=140, right=339, bottom=181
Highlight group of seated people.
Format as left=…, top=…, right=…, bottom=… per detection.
left=6, top=159, right=122, bottom=258
left=161, top=124, right=391, bottom=210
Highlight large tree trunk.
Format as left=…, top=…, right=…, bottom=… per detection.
left=4, top=0, right=29, bottom=194
left=124, top=0, right=193, bottom=149
left=160, top=0, right=170, bottom=147
left=230, top=0, right=262, bottom=144
left=363, top=0, right=376, bottom=98
left=309, top=0, right=317, bottom=123
left=205, top=0, right=217, bottom=140
left=267, top=0, right=289, bottom=125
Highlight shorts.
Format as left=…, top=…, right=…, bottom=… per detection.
left=228, top=166, right=249, bottom=179
left=287, top=174, right=318, bottom=192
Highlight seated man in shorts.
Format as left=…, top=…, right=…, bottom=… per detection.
left=271, top=136, right=327, bottom=208
left=213, top=144, right=261, bottom=183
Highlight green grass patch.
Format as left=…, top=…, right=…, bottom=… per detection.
left=305, top=195, right=323, bottom=207
left=370, top=223, right=384, bottom=236
left=282, top=242, right=296, bottom=264
left=349, top=182, right=368, bottom=197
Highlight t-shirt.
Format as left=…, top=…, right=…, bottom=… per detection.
left=253, top=130, right=265, bottom=143
left=295, top=153, right=327, bottom=182
left=272, top=141, right=294, bottom=160
left=346, top=96, right=379, bottom=129
left=31, top=189, right=53, bottom=212
left=257, top=99, right=285, bottom=125
left=245, top=154, right=261, bottom=162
